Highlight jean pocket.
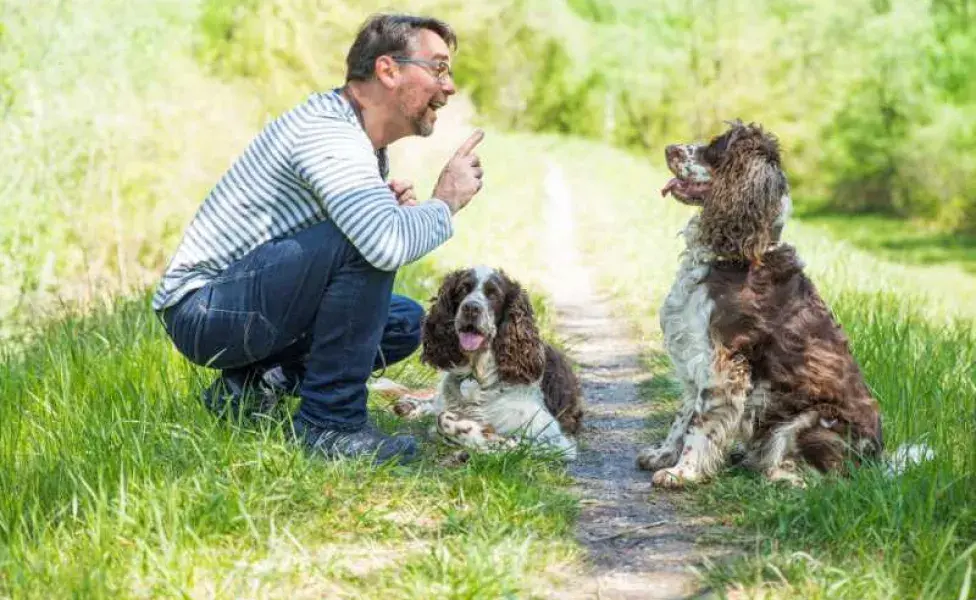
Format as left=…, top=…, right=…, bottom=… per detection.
left=197, top=308, right=280, bottom=369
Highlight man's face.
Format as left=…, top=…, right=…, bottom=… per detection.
left=394, top=29, right=456, bottom=137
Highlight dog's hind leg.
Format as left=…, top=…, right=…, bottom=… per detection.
left=747, top=411, right=819, bottom=487
left=652, top=351, right=751, bottom=488
left=637, top=384, right=696, bottom=471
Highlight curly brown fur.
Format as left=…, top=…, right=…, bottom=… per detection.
left=420, top=269, right=468, bottom=370
left=646, top=121, right=884, bottom=486
left=541, top=345, right=584, bottom=434
left=706, top=246, right=884, bottom=471
left=409, top=266, right=584, bottom=460
left=493, top=276, right=546, bottom=384
left=698, top=121, right=789, bottom=263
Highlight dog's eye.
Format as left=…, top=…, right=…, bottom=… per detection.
left=703, top=139, right=729, bottom=166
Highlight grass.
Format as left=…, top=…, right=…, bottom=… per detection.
left=552, top=134, right=976, bottom=599
left=798, top=211, right=976, bottom=275
left=0, top=290, right=580, bottom=598
left=0, top=0, right=264, bottom=339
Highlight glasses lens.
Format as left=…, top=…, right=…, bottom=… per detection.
left=436, top=62, right=451, bottom=80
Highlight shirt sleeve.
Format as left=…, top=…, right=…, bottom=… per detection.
left=289, top=116, right=454, bottom=271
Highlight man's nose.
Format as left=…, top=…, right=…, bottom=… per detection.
left=441, top=77, right=457, bottom=96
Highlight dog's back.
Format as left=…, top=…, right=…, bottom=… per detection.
left=541, top=344, right=584, bottom=435
left=704, top=245, right=884, bottom=469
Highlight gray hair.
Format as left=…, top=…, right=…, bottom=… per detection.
left=345, top=14, right=457, bottom=82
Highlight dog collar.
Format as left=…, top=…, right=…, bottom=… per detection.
left=708, top=242, right=782, bottom=268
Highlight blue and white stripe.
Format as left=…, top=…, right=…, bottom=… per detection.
left=152, top=89, right=453, bottom=311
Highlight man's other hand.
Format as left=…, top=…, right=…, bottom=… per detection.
left=389, top=179, right=417, bottom=207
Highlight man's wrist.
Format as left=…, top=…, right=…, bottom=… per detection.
left=431, top=196, right=457, bottom=215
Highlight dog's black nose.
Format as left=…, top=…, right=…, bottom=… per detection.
left=460, top=303, right=481, bottom=319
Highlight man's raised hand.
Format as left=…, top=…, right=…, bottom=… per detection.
left=433, top=129, right=485, bottom=214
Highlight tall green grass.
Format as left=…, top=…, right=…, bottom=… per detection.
left=0, top=286, right=579, bottom=598
left=0, top=0, right=262, bottom=338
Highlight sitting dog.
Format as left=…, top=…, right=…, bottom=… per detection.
left=637, top=121, right=884, bottom=487
left=394, top=266, right=583, bottom=460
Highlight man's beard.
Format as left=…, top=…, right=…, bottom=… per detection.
left=399, top=96, right=435, bottom=137
left=411, top=107, right=435, bottom=137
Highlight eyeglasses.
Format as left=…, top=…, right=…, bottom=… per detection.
left=391, top=57, right=454, bottom=83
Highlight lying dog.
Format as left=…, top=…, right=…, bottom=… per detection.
left=394, top=266, right=583, bottom=460
left=637, top=121, right=884, bottom=487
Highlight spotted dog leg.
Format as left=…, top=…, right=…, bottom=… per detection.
left=436, top=411, right=519, bottom=453
left=749, top=411, right=819, bottom=488
left=637, top=386, right=696, bottom=471
left=653, top=351, right=751, bottom=488
left=392, top=395, right=442, bottom=420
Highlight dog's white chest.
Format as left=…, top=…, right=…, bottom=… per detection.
left=660, top=249, right=716, bottom=390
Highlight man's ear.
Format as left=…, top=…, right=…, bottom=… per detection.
left=374, top=55, right=400, bottom=89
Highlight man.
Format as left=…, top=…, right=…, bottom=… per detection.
left=153, top=14, right=484, bottom=465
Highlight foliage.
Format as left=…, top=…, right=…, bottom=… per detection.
left=194, top=0, right=976, bottom=230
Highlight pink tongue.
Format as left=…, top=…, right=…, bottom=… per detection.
left=661, top=178, right=680, bottom=197
left=459, top=332, right=485, bottom=351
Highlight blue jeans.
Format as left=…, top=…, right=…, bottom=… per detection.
left=160, top=219, right=423, bottom=430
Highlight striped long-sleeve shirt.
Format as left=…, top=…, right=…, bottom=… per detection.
left=152, top=88, right=453, bottom=311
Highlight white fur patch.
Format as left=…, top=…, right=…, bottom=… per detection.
left=885, top=443, right=935, bottom=477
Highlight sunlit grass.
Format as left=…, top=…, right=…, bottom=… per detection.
left=0, top=0, right=262, bottom=338
left=0, top=290, right=581, bottom=598
left=798, top=211, right=976, bottom=275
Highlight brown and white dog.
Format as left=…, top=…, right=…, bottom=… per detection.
left=637, top=121, right=884, bottom=487
left=394, top=266, right=584, bottom=460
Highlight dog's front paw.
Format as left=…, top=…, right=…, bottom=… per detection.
left=651, top=466, right=699, bottom=489
left=763, top=463, right=807, bottom=488
left=637, top=445, right=678, bottom=471
left=439, top=449, right=471, bottom=467
left=436, top=411, right=466, bottom=435
left=393, top=397, right=422, bottom=418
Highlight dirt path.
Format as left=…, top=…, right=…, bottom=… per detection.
left=542, top=162, right=720, bottom=600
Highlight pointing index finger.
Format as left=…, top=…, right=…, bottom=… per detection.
left=454, top=129, right=485, bottom=157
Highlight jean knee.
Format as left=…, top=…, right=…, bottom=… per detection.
left=381, top=296, right=424, bottom=364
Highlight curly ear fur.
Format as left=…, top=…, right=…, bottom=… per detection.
left=700, top=123, right=789, bottom=263
left=420, top=269, right=467, bottom=370
left=492, top=274, right=546, bottom=384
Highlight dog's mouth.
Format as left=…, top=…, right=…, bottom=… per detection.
left=661, top=178, right=711, bottom=203
left=457, top=326, right=487, bottom=352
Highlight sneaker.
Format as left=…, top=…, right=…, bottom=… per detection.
left=202, top=368, right=282, bottom=420
left=261, top=364, right=303, bottom=396
left=291, top=416, right=419, bottom=465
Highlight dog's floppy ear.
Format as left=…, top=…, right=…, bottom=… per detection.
left=493, top=273, right=545, bottom=384
left=701, top=124, right=788, bottom=262
left=420, top=269, right=467, bottom=370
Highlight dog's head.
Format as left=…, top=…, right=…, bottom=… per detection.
left=662, top=120, right=792, bottom=261
left=421, top=266, right=545, bottom=384
left=800, top=404, right=885, bottom=473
